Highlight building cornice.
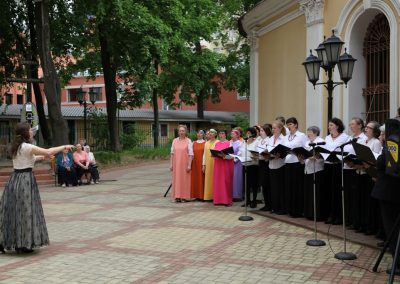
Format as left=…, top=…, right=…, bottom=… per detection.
left=242, top=0, right=297, bottom=35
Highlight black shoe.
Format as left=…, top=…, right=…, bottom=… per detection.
left=259, top=206, right=269, bottom=211
left=325, top=218, right=332, bottom=224
left=250, top=201, right=257, bottom=208
left=15, top=247, right=34, bottom=254
left=386, top=268, right=400, bottom=275
left=0, top=245, right=5, bottom=254
left=332, top=219, right=342, bottom=225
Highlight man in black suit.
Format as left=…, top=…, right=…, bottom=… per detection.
left=372, top=119, right=400, bottom=274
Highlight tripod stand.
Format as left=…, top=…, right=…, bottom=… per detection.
left=239, top=137, right=253, bottom=222
left=334, top=144, right=357, bottom=260
left=373, top=213, right=400, bottom=283
left=306, top=145, right=325, bottom=247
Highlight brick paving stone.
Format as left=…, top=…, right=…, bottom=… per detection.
left=0, top=161, right=399, bottom=284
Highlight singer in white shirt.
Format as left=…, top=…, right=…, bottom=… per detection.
left=343, top=117, right=367, bottom=231
left=256, top=124, right=272, bottom=211
left=264, top=120, right=287, bottom=214
left=323, top=118, right=349, bottom=225
left=301, top=126, right=325, bottom=220
left=358, top=120, right=382, bottom=234
left=284, top=117, right=307, bottom=218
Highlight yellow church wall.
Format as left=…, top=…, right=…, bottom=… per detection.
left=258, top=15, right=307, bottom=130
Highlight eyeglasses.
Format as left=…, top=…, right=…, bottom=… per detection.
left=365, top=126, right=373, bottom=130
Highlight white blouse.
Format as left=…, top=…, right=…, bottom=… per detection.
left=304, top=137, right=325, bottom=174
left=343, top=132, right=367, bottom=170
left=245, top=139, right=259, bottom=166
left=363, top=137, right=382, bottom=154
left=267, top=134, right=286, bottom=169
left=284, top=130, right=307, bottom=164
left=13, top=142, right=36, bottom=169
left=324, top=133, right=350, bottom=164
left=255, top=136, right=270, bottom=161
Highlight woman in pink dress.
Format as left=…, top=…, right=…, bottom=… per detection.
left=170, top=125, right=193, bottom=202
left=212, top=130, right=234, bottom=206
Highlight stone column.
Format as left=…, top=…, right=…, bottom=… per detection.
left=299, top=0, right=325, bottom=132
left=249, top=31, right=259, bottom=125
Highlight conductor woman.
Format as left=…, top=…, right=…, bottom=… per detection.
left=0, top=123, right=74, bottom=253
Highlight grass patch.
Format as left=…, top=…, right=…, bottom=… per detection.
left=124, top=147, right=170, bottom=159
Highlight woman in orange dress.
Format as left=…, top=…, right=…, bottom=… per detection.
left=191, top=130, right=206, bottom=200
left=170, top=125, right=193, bottom=202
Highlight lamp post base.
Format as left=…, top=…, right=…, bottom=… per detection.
left=335, top=251, right=357, bottom=260
left=239, top=215, right=253, bottom=221
left=306, top=239, right=326, bottom=247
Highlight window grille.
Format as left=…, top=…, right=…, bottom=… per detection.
left=363, top=14, right=390, bottom=123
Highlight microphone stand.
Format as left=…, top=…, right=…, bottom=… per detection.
left=334, top=142, right=357, bottom=260
left=239, top=137, right=253, bottom=221
left=306, top=144, right=326, bottom=246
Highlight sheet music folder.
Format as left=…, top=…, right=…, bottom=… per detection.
left=210, top=147, right=234, bottom=158
left=290, top=147, right=313, bottom=159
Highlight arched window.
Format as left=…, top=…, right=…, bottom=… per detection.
left=363, top=13, right=390, bottom=123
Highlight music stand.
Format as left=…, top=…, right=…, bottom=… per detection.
left=334, top=144, right=357, bottom=260
left=239, top=138, right=253, bottom=222
left=306, top=145, right=326, bottom=247
left=163, top=183, right=172, bottom=197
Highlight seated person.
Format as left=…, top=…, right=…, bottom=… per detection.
left=73, top=143, right=90, bottom=185
left=84, top=145, right=100, bottom=184
left=56, top=148, right=78, bottom=187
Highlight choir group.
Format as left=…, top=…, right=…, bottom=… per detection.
left=169, top=116, right=385, bottom=239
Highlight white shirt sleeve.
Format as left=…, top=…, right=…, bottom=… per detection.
left=170, top=138, right=176, bottom=154
left=188, top=139, right=194, bottom=156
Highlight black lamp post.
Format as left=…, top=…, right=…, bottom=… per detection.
left=302, top=30, right=358, bottom=262
left=77, top=87, right=97, bottom=141
left=302, top=30, right=357, bottom=123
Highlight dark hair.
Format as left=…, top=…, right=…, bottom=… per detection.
left=286, top=117, right=298, bottom=128
left=275, top=116, right=286, bottom=124
left=262, top=123, right=272, bottom=137
left=329, top=117, right=345, bottom=133
left=252, top=125, right=261, bottom=133
left=246, top=127, right=257, bottom=137
left=367, top=121, right=381, bottom=138
left=219, top=129, right=228, bottom=136
left=351, top=117, right=365, bottom=130
left=11, top=123, right=31, bottom=158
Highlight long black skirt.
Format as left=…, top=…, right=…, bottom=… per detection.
left=0, top=170, right=49, bottom=250
left=269, top=166, right=286, bottom=214
left=285, top=162, right=304, bottom=217
left=323, top=163, right=342, bottom=224
left=304, top=171, right=325, bottom=220
left=258, top=160, right=270, bottom=208
left=343, top=169, right=357, bottom=226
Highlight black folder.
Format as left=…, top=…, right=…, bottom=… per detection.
left=343, top=154, right=364, bottom=165
left=352, top=142, right=378, bottom=166
left=269, top=144, right=291, bottom=159
left=210, top=147, right=234, bottom=158
left=290, top=147, right=313, bottom=159
left=314, top=146, right=331, bottom=154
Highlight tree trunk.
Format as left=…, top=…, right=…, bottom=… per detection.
left=34, top=0, right=68, bottom=146
left=28, top=0, right=51, bottom=145
left=195, top=41, right=205, bottom=119
left=197, top=89, right=205, bottom=119
left=152, top=60, right=159, bottom=148
left=98, top=22, right=120, bottom=152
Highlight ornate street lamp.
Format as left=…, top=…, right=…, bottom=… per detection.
left=77, top=87, right=97, bottom=141
left=302, top=30, right=357, bottom=122
left=302, top=30, right=357, bottom=262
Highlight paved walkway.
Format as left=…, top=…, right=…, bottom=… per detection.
left=0, top=162, right=398, bottom=284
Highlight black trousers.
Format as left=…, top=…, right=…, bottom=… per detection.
left=269, top=166, right=286, bottom=214
left=285, top=162, right=304, bottom=217
left=323, top=163, right=342, bottom=223
left=304, top=171, right=324, bottom=220
left=246, top=165, right=258, bottom=203
left=58, top=166, right=78, bottom=186
left=89, top=165, right=100, bottom=181
left=76, top=166, right=91, bottom=181
left=258, top=160, right=270, bottom=208
left=379, top=200, right=400, bottom=268
left=343, top=169, right=357, bottom=226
